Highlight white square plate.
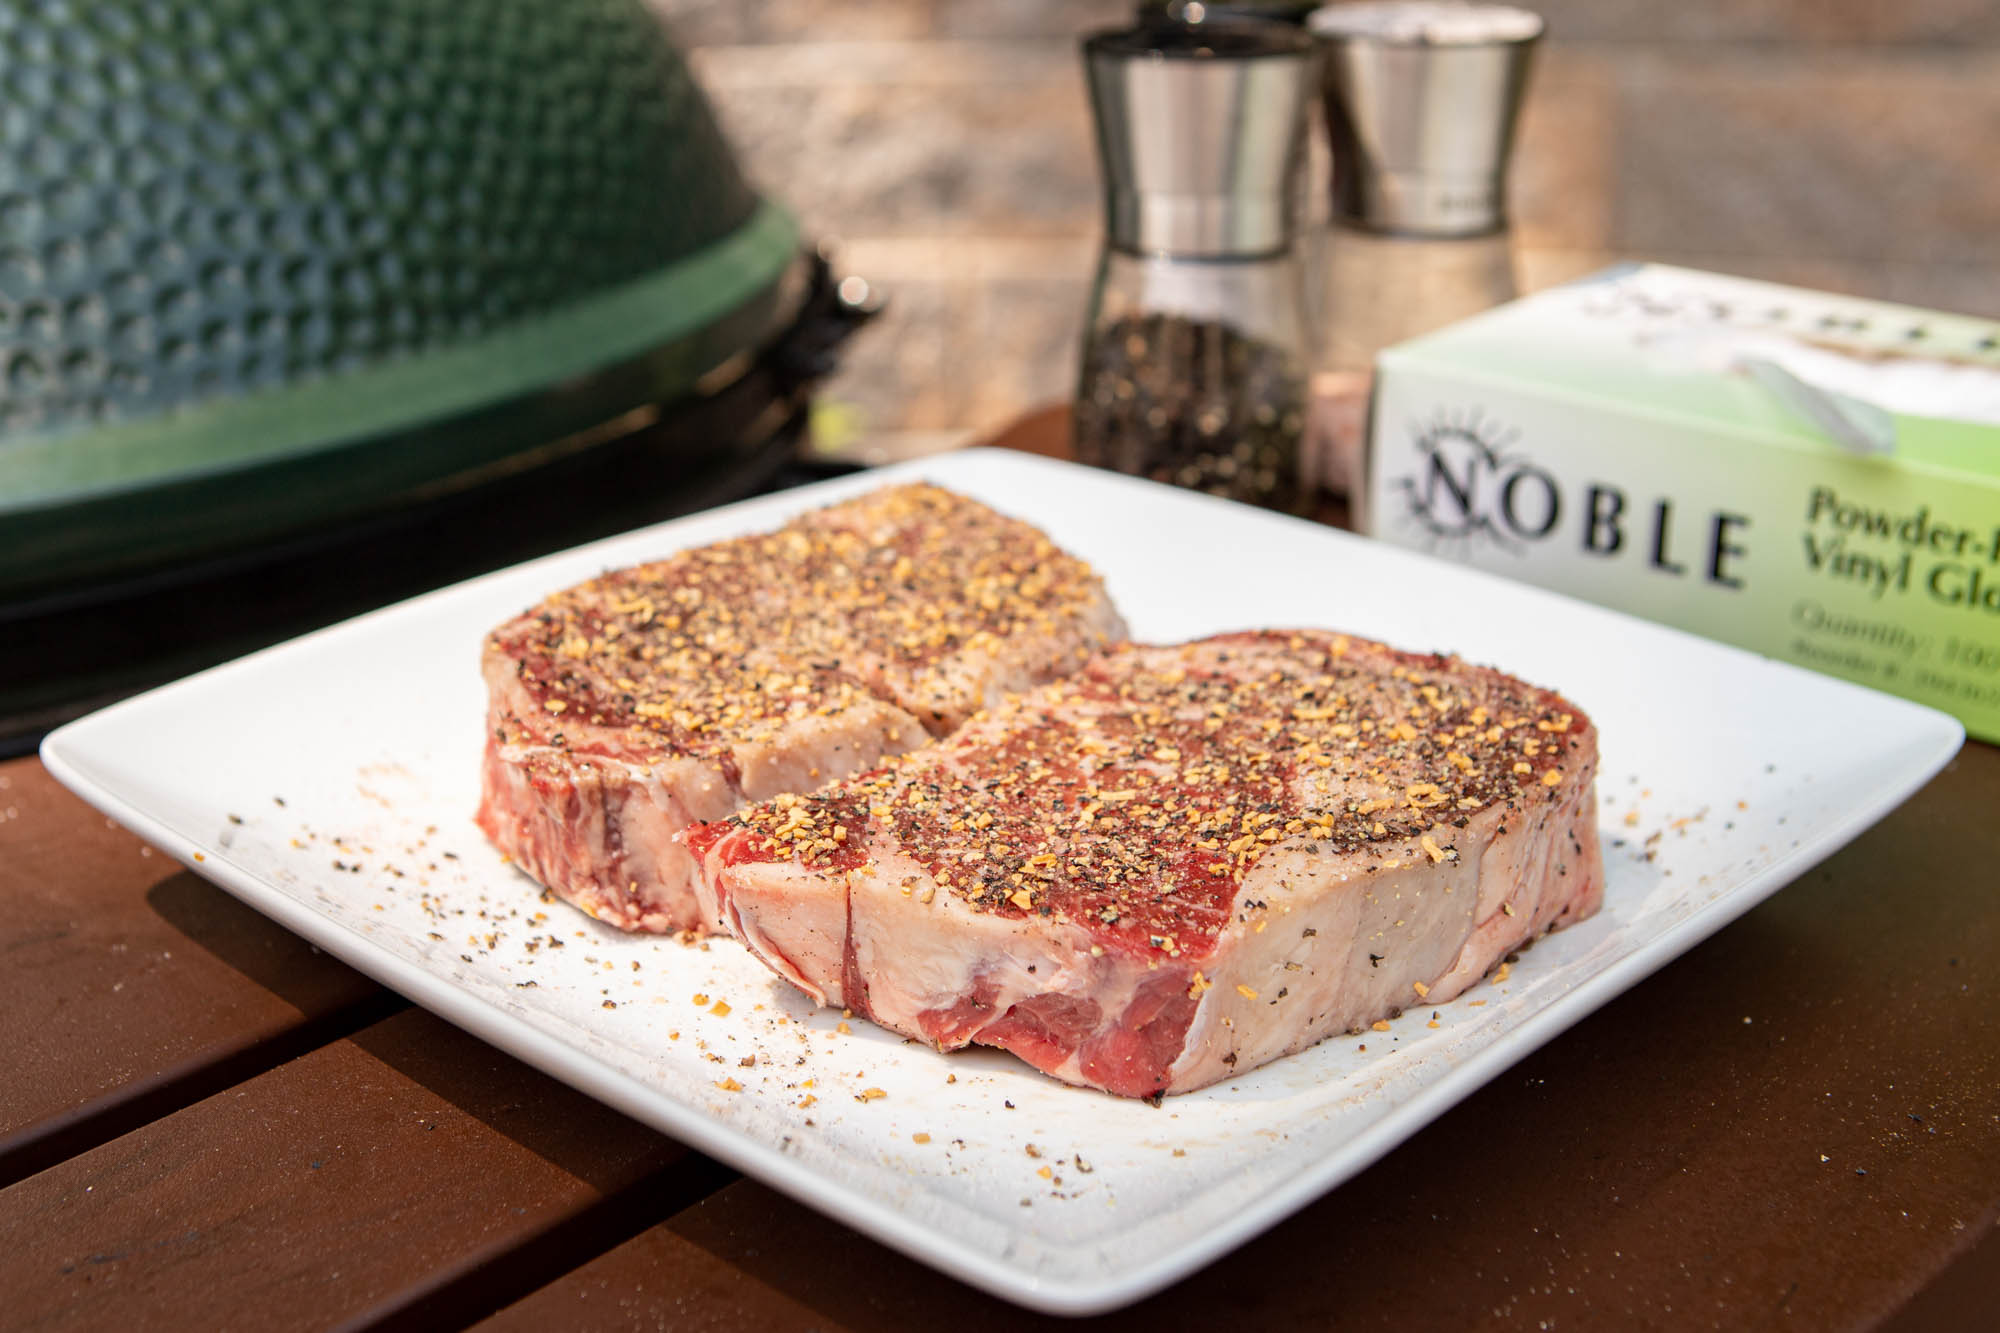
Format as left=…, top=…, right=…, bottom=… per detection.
left=43, top=450, right=1962, bottom=1315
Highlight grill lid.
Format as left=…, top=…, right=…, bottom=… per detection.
left=0, top=0, right=803, bottom=599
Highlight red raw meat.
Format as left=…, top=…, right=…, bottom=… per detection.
left=687, top=630, right=1603, bottom=1097
left=477, top=483, right=1126, bottom=932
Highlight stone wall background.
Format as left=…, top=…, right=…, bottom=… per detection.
left=651, top=0, right=2000, bottom=458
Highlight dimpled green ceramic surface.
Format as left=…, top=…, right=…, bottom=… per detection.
left=0, top=0, right=797, bottom=596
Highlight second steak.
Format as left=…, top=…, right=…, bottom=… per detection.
left=686, top=630, right=1603, bottom=1098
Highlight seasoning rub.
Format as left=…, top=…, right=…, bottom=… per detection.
left=476, top=484, right=1127, bottom=933
left=688, top=630, right=1604, bottom=1099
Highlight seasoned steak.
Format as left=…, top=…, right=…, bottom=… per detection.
left=476, top=484, right=1127, bottom=932
left=685, top=630, right=1603, bottom=1098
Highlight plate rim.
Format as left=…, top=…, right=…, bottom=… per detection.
left=40, top=448, right=1967, bottom=1315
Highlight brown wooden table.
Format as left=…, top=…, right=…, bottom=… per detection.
left=5, top=413, right=1997, bottom=1330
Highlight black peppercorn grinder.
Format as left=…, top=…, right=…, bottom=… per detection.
left=1073, top=19, right=1317, bottom=511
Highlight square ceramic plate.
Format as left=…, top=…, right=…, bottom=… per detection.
left=43, top=450, right=1963, bottom=1316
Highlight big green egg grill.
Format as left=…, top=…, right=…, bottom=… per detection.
left=0, top=0, right=832, bottom=604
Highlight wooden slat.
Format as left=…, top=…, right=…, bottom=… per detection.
left=1880, top=1207, right=2000, bottom=1333
left=0, top=1006, right=715, bottom=1332
left=479, top=747, right=2000, bottom=1328
left=0, top=757, right=392, bottom=1182
left=473, top=1180, right=1029, bottom=1333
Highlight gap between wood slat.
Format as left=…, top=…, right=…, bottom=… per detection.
left=0, top=990, right=410, bottom=1190
left=349, top=1152, right=741, bottom=1333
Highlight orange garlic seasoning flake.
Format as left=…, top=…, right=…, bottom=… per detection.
left=476, top=483, right=1127, bottom=934
left=694, top=629, right=1604, bottom=1099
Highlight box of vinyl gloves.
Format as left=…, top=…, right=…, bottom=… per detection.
left=1364, top=263, right=2000, bottom=742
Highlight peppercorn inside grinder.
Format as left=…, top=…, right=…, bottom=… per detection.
left=1074, top=20, right=1318, bottom=510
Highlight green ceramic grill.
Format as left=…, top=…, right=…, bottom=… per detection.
left=0, top=0, right=835, bottom=604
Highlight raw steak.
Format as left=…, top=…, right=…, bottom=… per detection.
left=685, top=630, right=1603, bottom=1098
left=476, top=483, right=1126, bottom=932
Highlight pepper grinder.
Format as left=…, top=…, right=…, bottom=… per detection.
left=1073, top=19, right=1318, bottom=511
left=1304, top=2, right=1544, bottom=499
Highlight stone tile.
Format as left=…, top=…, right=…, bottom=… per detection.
left=1610, top=49, right=2000, bottom=267
left=1517, top=248, right=2000, bottom=321
left=694, top=50, right=1098, bottom=239
left=655, top=0, right=1227, bottom=45
left=1866, top=263, right=2000, bottom=319
left=814, top=277, right=970, bottom=435
left=958, top=276, right=1091, bottom=432
left=813, top=268, right=1096, bottom=443
left=1528, top=0, right=2000, bottom=45
left=689, top=36, right=1085, bottom=88
left=931, top=0, right=1132, bottom=39
left=656, top=1, right=2000, bottom=439
left=1519, top=42, right=2000, bottom=265
left=1515, top=246, right=1625, bottom=294
left=816, top=237, right=1094, bottom=446
left=1518, top=248, right=1860, bottom=299
left=1511, top=46, right=1618, bottom=251
left=657, top=0, right=2000, bottom=47
left=645, top=0, right=932, bottom=47
left=837, top=234, right=1097, bottom=282
left=813, top=427, right=977, bottom=464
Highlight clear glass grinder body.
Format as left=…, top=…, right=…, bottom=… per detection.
left=1074, top=19, right=1318, bottom=511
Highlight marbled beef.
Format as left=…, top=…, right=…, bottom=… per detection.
left=476, top=484, right=1126, bottom=932
left=685, top=630, right=1602, bottom=1097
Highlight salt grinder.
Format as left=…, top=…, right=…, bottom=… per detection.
left=1315, top=0, right=1542, bottom=237
left=1306, top=2, right=1543, bottom=497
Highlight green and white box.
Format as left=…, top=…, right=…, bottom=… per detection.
left=1366, top=263, right=2000, bottom=741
